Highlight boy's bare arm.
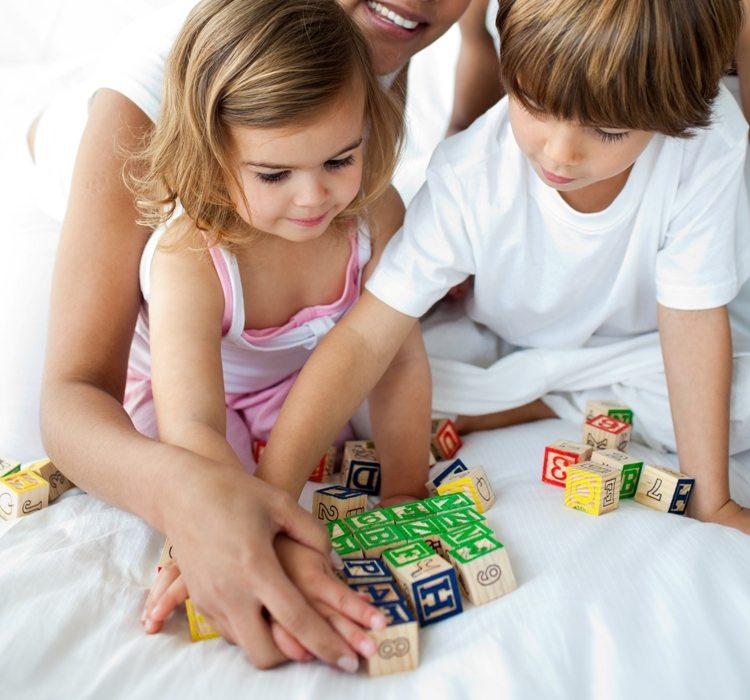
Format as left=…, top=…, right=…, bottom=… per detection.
left=658, top=304, right=749, bottom=533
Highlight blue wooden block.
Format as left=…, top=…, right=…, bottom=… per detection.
left=412, top=566, right=463, bottom=626
left=346, top=461, right=381, bottom=494
left=430, top=458, right=469, bottom=490
left=350, top=581, right=403, bottom=605
left=340, top=557, right=392, bottom=584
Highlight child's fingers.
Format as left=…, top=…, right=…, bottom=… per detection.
left=144, top=576, right=189, bottom=634
left=270, top=621, right=314, bottom=662
left=143, top=563, right=180, bottom=620
left=313, top=572, right=387, bottom=631
left=318, top=604, right=378, bottom=659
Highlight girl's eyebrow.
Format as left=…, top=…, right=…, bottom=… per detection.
left=244, top=137, right=363, bottom=169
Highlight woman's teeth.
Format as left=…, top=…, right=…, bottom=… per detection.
left=366, top=1, right=419, bottom=30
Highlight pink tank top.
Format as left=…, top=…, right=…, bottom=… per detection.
left=128, top=220, right=371, bottom=394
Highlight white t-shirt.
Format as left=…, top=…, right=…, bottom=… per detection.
left=366, top=88, right=750, bottom=349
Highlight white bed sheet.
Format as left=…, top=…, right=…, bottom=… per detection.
left=3, top=419, right=750, bottom=700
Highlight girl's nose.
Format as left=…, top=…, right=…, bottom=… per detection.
left=294, top=175, right=329, bottom=208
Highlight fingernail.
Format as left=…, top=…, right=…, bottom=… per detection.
left=370, top=612, right=387, bottom=630
left=330, top=549, right=343, bottom=568
left=360, top=637, right=377, bottom=658
left=337, top=655, right=359, bottom=673
left=143, top=616, right=153, bottom=631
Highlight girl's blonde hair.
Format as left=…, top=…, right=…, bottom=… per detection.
left=497, top=0, right=743, bottom=137
left=129, top=0, right=403, bottom=247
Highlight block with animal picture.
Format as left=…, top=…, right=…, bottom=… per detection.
left=442, top=531, right=517, bottom=605
left=0, top=470, right=49, bottom=521
left=435, top=465, right=495, bottom=513
left=585, top=399, right=634, bottom=426
left=430, top=419, right=462, bottom=461
left=355, top=523, right=409, bottom=557
left=341, top=440, right=381, bottom=495
left=25, top=458, right=74, bottom=502
left=383, top=542, right=463, bottom=627
left=425, top=457, right=469, bottom=495
left=0, top=456, right=21, bottom=478
left=634, top=464, right=694, bottom=514
left=590, top=449, right=644, bottom=498
left=564, top=461, right=621, bottom=516
left=582, top=414, right=632, bottom=452
left=312, top=484, right=367, bottom=523
left=364, top=597, right=419, bottom=676
left=185, top=599, right=220, bottom=642
left=541, top=440, right=593, bottom=488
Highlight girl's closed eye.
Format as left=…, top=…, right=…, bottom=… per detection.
left=594, top=128, right=630, bottom=144
left=256, top=170, right=291, bottom=184
left=325, top=154, right=355, bottom=171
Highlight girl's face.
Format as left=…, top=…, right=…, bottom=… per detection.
left=227, top=91, right=365, bottom=243
left=508, top=96, right=654, bottom=195
left=340, top=0, right=471, bottom=75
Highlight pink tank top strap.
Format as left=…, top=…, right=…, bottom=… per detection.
left=206, top=246, right=234, bottom=336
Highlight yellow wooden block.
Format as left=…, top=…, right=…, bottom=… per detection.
left=436, top=466, right=494, bottom=513
left=0, top=471, right=50, bottom=521
left=185, top=599, right=220, bottom=642
left=565, top=462, right=621, bottom=516
left=365, top=617, right=419, bottom=677
left=26, top=458, right=74, bottom=502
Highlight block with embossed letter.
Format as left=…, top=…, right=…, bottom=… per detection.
left=331, top=532, right=363, bottom=559
left=355, top=524, right=409, bottom=557
left=542, top=440, right=593, bottom=488
left=425, top=458, right=469, bottom=495
left=433, top=507, right=485, bottom=531
left=339, top=557, right=392, bottom=584
left=0, top=471, right=49, bottom=521
left=326, top=518, right=350, bottom=540
left=345, top=508, right=394, bottom=533
left=0, top=456, right=21, bottom=478
left=565, top=461, right=621, bottom=516
left=185, top=599, right=219, bottom=642
left=389, top=500, right=434, bottom=523
left=421, top=492, right=474, bottom=513
left=590, top=449, right=643, bottom=498
left=585, top=399, right=634, bottom=426
left=351, top=580, right=403, bottom=605
left=312, top=485, right=367, bottom=523
left=342, top=440, right=381, bottom=495
left=438, top=521, right=495, bottom=552
left=364, top=598, right=419, bottom=676
left=430, top=419, right=462, bottom=461
left=25, top=458, right=74, bottom=502
left=634, top=464, right=694, bottom=514
left=443, top=532, right=517, bottom=605
left=583, top=414, right=631, bottom=452
left=400, top=517, right=446, bottom=554
left=435, top=465, right=495, bottom=513
left=157, top=537, right=175, bottom=572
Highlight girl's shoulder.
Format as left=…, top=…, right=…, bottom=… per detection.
left=363, top=185, right=406, bottom=256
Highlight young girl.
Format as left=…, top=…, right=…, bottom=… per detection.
left=253, top=0, right=750, bottom=535
left=130, top=0, right=432, bottom=668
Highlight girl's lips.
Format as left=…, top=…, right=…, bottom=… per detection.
left=541, top=167, right=576, bottom=185
left=363, top=1, right=427, bottom=40
left=288, top=213, right=327, bottom=228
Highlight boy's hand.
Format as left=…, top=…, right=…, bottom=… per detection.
left=699, top=498, right=750, bottom=535
left=377, top=494, right=419, bottom=508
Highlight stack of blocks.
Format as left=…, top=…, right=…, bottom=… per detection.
left=541, top=400, right=695, bottom=517
left=0, top=457, right=74, bottom=521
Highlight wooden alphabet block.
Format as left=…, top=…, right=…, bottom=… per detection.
left=313, top=485, right=367, bottom=523
left=400, top=518, right=446, bottom=555
left=443, top=532, right=517, bottom=605
left=0, top=456, right=21, bottom=478
left=541, top=440, right=593, bottom=488
left=326, top=518, right=350, bottom=540
left=430, top=419, right=462, bottom=461
left=342, top=441, right=381, bottom=495
left=387, top=553, right=463, bottom=627
left=355, top=524, right=409, bottom=557
left=439, top=521, right=494, bottom=548
left=382, top=540, right=435, bottom=572
left=433, top=507, right=485, bottom=531
left=157, top=537, right=175, bottom=572
left=331, top=532, right=363, bottom=559
left=25, top=458, right=73, bottom=502
left=339, top=558, right=393, bottom=584
left=351, top=580, right=403, bottom=605
left=0, top=471, right=49, bottom=521
left=435, top=465, right=495, bottom=513
left=345, top=509, right=393, bottom=533
left=590, top=449, right=643, bottom=498
left=389, top=501, right=434, bottom=523
left=364, top=599, right=418, bottom=676
left=634, top=464, right=694, bottom=514
left=585, top=400, right=634, bottom=425
left=582, top=414, right=631, bottom=452
left=308, top=446, right=338, bottom=483
left=564, top=461, right=621, bottom=516
left=185, top=599, right=219, bottom=642
left=251, top=438, right=266, bottom=465
left=421, top=492, right=474, bottom=513
left=425, top=458, right=469, bottom=495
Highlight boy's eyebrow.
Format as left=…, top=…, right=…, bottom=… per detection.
left=244, top=138, right=363, bottom=169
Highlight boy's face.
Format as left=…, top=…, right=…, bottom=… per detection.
left=508, top=96, right=654, bottom=194
left=340, top=0, right=470, bottom=75
left=227, top=90, right=365, bottom=244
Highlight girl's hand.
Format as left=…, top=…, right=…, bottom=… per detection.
left=157, top=465, right=383, bottom=671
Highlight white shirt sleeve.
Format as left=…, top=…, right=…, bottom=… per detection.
left=656, top=93, right=750, bottom=310
left=365, top=148, right=477, bottom=317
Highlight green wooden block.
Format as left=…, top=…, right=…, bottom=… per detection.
left=354, top=524, right=409, bottom=557
left=422, top=492, right=474, bottom=513
left=443, top=521, right=495, bottom=542
left=0, top=457, right=21, bottom=478
left=389, top=501, right=435, bottom=523
left=591, top=449, right=644, bottom=499
left=345, top=509, right=393, bottom=532
left=608, top=408, right=634, bottom=425
left=382, top=540, right=434, bottom=570
left=326, top=519, right=350, bottom=540
left=331, top=533, right=362, bottom=559
left=434, top=507, right=485, bottom=530
left=445, top=533, right=504, bottom=564
left=401, top=517, right=446, bottom=540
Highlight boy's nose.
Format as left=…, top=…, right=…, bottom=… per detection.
left=543, top=127, right=581, bottom=169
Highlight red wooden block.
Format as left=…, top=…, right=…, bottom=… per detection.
left=583, top=414, right=632, bottom=452
left=542, top=440, right=593, bottom=487
left=431, top=419, right=462, bottom=461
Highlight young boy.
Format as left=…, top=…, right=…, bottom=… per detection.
left=258, top=0, right=750, bottom=534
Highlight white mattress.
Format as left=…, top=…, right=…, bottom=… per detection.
left=3, top=419, right=750, bottom=699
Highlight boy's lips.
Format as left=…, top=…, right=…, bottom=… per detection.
left=541, top=167, right=577, bottom=185
left=363, top=1, right=428, bottom=39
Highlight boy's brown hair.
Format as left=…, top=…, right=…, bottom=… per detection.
left=497, top=0, right=744, bottom=136
left=129, top=0, right=403, bottom=247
